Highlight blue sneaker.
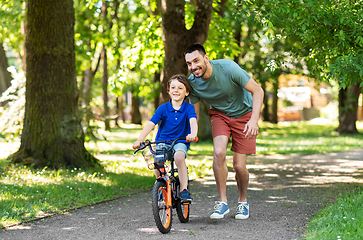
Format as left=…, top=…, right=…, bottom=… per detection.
left=235, top=202, right=249, bottom=220
left=210, top=201, right=229, bottom=219
left=180, top=189, right=192, bottom=203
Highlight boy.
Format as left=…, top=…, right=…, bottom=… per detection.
left=133, top=74, right=198, bottom=202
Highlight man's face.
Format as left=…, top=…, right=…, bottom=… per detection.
left=185, top=50, right=208, bottom=79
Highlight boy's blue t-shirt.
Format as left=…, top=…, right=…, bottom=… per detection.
left=150, top=99, right=197, bottom=148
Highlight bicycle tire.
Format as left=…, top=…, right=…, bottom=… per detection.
left=176, top=200, right=190, bottom=223
left=152, top=181, right=172, bottom=234
left=175, top=178, right=190, bottom=223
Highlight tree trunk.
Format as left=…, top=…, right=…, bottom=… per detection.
left=161, top=0, right=213, bottom=103
left=0, top=42, right=12, bottom=96
left=131, top=94, right=142, bottom=124
left=261, top=80, right=269, bottom=121
left=336, top=83, right=361, bottom=134
left=20, top=1, right=27, bottom=73
left=11, top=0, right=98, bottom=169
left=81, top=68, right=94, bottom=135
left=154, top=71, right=161, bottom=110
left=271, top=77, right=279, bottom=123
left=102, top=45, right=110, bottom=131
left=161, top=0, right=213, bottom=139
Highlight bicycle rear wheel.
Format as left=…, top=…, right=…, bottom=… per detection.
left=176, top=200, right=190, bottom=223
left=152, top=181, right=172, bottom=234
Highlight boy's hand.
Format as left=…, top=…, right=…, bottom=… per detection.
left=186, top=134, right=198, bottom=142
left=133, top=141, right=142, bottom=149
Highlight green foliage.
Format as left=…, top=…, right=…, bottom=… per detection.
left=258, top=0, right=363, bottom=88
left=205, top=11, right=241, bottom=59
left=109, top=11, right=163, bottom=100
left=0, top=0, right=25, bottom=52
left=126, top=15, right=164, bottom=73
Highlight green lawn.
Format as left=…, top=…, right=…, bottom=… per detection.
left=0, top=121, right=363, bottom=233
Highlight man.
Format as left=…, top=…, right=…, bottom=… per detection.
left=184, top=44, right=264, bottom=220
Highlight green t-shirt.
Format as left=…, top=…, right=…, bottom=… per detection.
left=188, top=59, right=253, bottom=118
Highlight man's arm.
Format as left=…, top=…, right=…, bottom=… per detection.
left=192, top=101, right=201, bottom=123
left=243, top=77, right=264, bottom=139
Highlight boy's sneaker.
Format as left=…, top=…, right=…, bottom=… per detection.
left=235, top=202, right=249, bottom=220
left=210, top=201, right=229, bottom=219
left=180, top=189, right=192, bottom=203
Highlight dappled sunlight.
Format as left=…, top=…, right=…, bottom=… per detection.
left=137, top=227, right=191, bottom=234
left=0, top=141, right=20, bottom=159
left=137, top=227, right=161, bottom=234
left=197, top=149, right=363, bottom=194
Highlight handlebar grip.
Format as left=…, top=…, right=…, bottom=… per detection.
left=132, top=142, right=142, bottom=150
left=186, top=136, right=198, bottom=142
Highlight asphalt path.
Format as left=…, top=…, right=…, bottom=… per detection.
left=1, top=149, right=363, bottom=240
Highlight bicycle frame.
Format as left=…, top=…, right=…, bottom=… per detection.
left=133, top=137, right=197, bottom=233
left=135, top=137, right=184, bottom=205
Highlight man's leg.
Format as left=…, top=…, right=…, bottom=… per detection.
left=213, top=135, right=229, bottom=203
left=233, top=152, right=249, bottom=202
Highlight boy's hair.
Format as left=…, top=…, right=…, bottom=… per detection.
left=184, top=43, right=206, bottom=56
left=167, top=74, right=191, bottom=96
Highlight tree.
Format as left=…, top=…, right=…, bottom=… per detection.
left=159, top=0, right=213, bottom=140
left=11, top=0, right=98, bottom=168
left=254, top=0, right=363, bottom=133
left=160, top=0, right=213, bottom=103
left=0, top=42, right=12, bottom=96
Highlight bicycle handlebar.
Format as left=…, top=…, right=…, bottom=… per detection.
left=133, top=137, right=198, bottom=154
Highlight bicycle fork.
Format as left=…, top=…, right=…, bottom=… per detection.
left=157, top=173, right=172, bottom=208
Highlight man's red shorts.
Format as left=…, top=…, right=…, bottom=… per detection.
left=208, top=109, right=256, bottom=154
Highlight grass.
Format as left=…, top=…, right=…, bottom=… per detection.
left=305, top=188, right=363, bottom=239
left=0, top=161, right=155, bottom=228
left=0, top=120, right=363, bottom=232
left=257, top=121, right=363, bottom=155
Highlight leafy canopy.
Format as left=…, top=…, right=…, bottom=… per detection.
left=240, top=0, right=363, bottom=88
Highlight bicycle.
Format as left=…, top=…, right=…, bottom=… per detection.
left=133, top=137, right=198, bottom=234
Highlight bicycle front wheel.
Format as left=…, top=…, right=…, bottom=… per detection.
left=152, top=181, right=172, bottom=234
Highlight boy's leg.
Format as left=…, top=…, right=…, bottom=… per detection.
left=174, top=150, right=188, bottom=190
left=173, top=143, right=189, bottom=190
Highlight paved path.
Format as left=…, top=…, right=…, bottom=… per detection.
left=1, top=149, right=363, bottom=240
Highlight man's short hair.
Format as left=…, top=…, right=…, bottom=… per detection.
left=184, top=43, right=206, bottom=56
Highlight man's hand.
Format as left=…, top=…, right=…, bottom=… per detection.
left=243, top=120, right=259, bottom=140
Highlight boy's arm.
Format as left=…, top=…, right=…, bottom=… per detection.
left=186, top=118, right=198, bottom=141
left=133, top=121, right=156, bottom=149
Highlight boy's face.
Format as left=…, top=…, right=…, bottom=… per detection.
left=168, top=79, right=189, bottom=102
